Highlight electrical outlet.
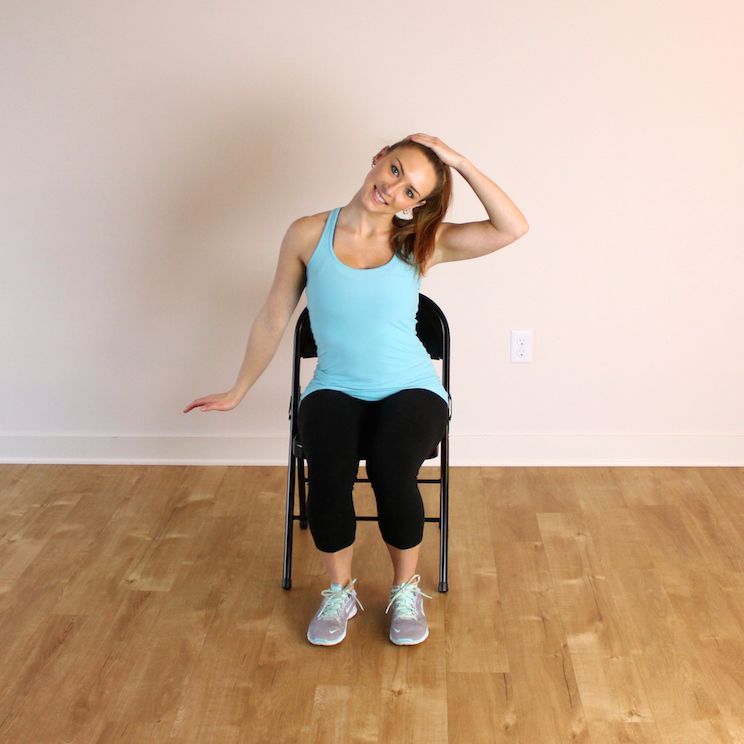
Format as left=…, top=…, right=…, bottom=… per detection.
left=510, top=330, right=533, bottom=362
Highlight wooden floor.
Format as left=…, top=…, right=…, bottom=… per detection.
left=1, top=464, right=744, bottom=743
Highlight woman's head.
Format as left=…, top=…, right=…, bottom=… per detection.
left=368, top=137, right=453, bottom=277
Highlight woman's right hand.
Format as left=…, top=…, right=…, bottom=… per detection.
left=183, top=390, right=242, bottom=413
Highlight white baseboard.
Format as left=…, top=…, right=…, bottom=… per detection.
left=1, top=434, right=743, bottom=465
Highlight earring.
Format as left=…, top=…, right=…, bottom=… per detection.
left=396, top=208, right=413, bottom=220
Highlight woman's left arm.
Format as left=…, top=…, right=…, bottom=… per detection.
left=407, top=133, right=529, bottom=264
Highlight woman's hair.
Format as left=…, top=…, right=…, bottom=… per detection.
left=385, top=138, right=453, bottom=279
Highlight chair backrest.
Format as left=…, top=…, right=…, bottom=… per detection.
left=293, top=290, right=450, bottom=374
left=290, top=293, right=451, bottom=428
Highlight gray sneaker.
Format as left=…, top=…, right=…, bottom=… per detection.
left=307, top=578, right=364, bottom=646
left=385, top=574, right=433, bottom=645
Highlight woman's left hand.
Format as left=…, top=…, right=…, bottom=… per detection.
left=405, top=133, right=466, bottom=169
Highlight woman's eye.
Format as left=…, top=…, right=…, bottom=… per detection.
left=392, top=164, right=413, bottom=198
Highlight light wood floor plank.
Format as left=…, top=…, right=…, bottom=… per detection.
left=447, top=672, right=515, bottom=744
left=1, top=464, right=744, bottom=742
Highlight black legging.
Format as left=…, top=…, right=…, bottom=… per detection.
left=297, top=388, right=449, bottom=552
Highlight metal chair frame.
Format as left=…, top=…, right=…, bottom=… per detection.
left=281, top=293, right=452, bottom=592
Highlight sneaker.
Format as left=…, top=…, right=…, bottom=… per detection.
left=384, top=574, right=433, bottom=646
left=307, top=578, right=364, bottom=646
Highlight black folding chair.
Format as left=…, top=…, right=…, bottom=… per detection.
left=281, top=293, right=452, bottom=592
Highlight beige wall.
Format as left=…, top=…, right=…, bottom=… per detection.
left=2, top=1, right=742, bottom=464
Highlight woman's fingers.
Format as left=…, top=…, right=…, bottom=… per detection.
left=184, top=392, right=237, bottom=413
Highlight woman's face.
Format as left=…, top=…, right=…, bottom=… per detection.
left=367, top=146, right=437, bottom=213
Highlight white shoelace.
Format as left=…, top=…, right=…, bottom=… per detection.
left=384, top=574, right=433, bottom=617
left=316, top=578, right=365, bottom=618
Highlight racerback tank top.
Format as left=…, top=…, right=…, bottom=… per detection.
left=299, top=207, right=450, bottom=406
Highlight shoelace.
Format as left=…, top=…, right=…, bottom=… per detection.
left=384, top=574, right=433, bottom=618
left=316, top=578, right=365, bottom=619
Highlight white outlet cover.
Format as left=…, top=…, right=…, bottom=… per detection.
left=510, top=330, right=533, bottom=363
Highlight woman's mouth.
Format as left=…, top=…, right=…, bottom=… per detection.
left=373, top=186, right=388, bottom=205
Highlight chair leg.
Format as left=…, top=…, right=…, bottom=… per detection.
left=438, top=437, right=449, bottom=593
left=298, top=455, right=308, bottom=529
left=282, top=444, right=297, bottom=590
left=438, top=500, right=448, bottom=592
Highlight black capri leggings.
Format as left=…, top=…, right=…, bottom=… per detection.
left=297, top=388, right=450, bottom=553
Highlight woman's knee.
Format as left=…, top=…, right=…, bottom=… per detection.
left=307, top=506, right=356, bottom=552
left=377, top=499, right=424, bottom=548
left=364, top=448, right=415, bottom=487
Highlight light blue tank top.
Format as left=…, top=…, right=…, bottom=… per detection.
left=300, top=207, right=450, bottom=406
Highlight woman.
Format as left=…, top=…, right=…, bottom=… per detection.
left=183, top=133, right=529, bottom=647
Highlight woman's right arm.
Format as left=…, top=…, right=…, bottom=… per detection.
left=183, top=218, right=309, bottom=413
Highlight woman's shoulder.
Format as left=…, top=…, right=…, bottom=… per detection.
left=299, top=209, right=334, bottom=228
left=286, top=209, right=334, bottom=268
left=290, top=208, right=334, bottom=232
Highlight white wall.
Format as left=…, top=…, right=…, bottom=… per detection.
left=2, top=1, right=742, bottom=464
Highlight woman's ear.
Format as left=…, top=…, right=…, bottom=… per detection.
left=373, top=145, right=390, bottom=164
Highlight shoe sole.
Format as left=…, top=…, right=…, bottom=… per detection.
left=307, top=603, right=358, bottom=646
left=390, top=626, right=430, bottom=645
